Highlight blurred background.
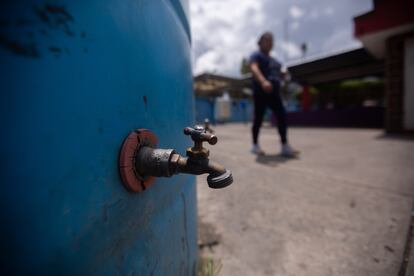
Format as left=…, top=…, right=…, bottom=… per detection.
left=1, top=0, right=413, bottom=275
left=191, top=0, right=413, bottom=132
left=193, top=0, right=414, bottom=276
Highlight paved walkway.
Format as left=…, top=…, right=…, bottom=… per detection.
left=197, top=123, right=414, bottom=276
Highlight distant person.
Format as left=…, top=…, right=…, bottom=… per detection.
left=249, top=32, right=298, bottom=157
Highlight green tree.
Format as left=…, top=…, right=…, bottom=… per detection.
left=240, top=58, right=250, bottom=75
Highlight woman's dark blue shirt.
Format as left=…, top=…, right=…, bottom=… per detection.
left=249, top=50, right=282, bottom=93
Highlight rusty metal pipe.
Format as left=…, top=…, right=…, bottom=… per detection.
left=135, top=147, right=176, bottom=178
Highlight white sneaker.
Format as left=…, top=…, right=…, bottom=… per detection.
left=251, top=144, right=265, bottom=155
left=281, top=144, right=299, bottom=157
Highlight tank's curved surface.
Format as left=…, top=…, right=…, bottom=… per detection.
left=0, top=1, right=196, bottom=275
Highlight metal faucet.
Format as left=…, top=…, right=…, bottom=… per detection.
left=134, top=125, right=233, bottom=189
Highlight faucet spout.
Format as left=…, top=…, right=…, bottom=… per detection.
left=169, top=154, right=233, bottom=188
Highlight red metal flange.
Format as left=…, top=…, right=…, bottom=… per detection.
left=118, top=129, right=158, bottom=192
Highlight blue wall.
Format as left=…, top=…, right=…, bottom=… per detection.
left=0, top=1, right=197, bottom=275
left=195, top=98, right=253, bottom=124
left=229, top=99, right=253, bottom=123
left=195, top=98, right=215, bottom=124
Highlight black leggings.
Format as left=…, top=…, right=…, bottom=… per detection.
left=252, top=89, right=287, bottom=144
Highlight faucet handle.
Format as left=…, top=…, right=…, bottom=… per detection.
left=184, top=125, right=218, bottom=145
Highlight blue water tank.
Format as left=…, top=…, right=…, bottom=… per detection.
left=0, top=1, right=197, bottom=275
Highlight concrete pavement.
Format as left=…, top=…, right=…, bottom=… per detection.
left=197, top=123, right=414, bottom=276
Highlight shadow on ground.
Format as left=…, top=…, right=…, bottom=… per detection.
left=198, top=219, right=221, bottom=253
left=376, top=133, right=414, bottom=141
left=255, top=154, right=299, bottom=166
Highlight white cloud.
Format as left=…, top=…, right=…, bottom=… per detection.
left=309, top=9, right=320, bottom=20
left=291, top=21, right=300, bottom=31
left=195, top=51, right=220, bottom=73
left=280, top=41, right=302, bottom=59
left=190, top=0, right=265, bottom=76
left=190, top=0, right=372, bottom=77
left=289, top=5, right=305, bottom=19
left=323, top=6, right=334, bottom=16
left=322, top=28, right=362, bottom=52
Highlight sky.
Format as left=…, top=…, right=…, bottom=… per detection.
left=190, top=0, right=373, bottom=77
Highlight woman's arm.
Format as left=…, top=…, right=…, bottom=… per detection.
left=250, top=62, right=273, bottom=93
